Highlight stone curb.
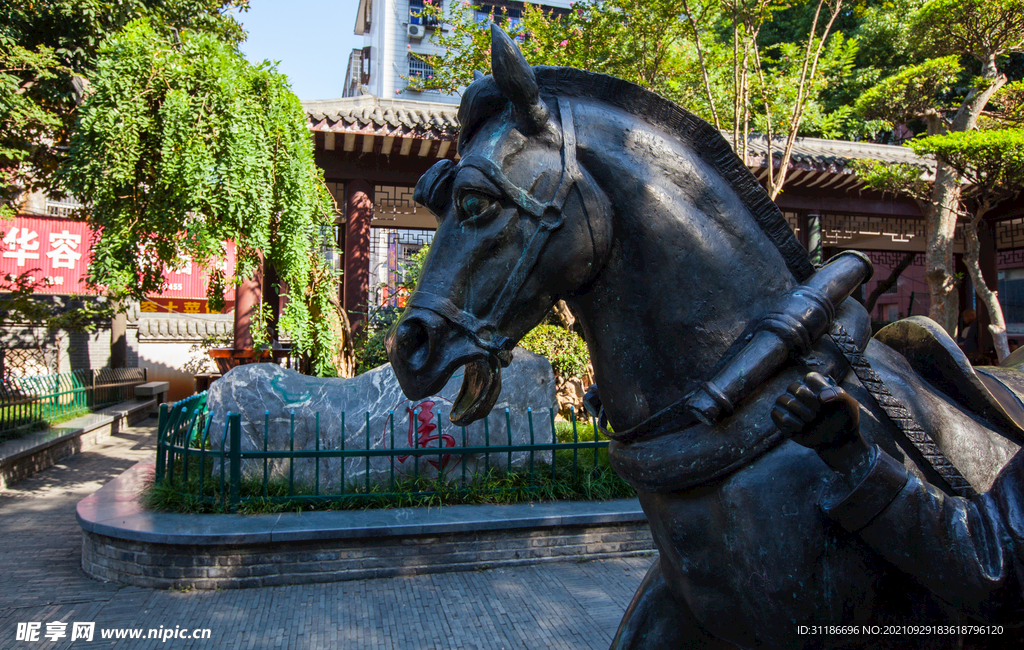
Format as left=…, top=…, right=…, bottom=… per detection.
left=77, top=462, right=647, bottom=545
left=0, top=398, right=156, bottom=490
left=77, top=462, right=654, bottom=589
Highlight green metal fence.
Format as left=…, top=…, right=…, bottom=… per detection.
left=154, top=392, right=623, bottom=512
left=0, top=368, right=147, bottom=440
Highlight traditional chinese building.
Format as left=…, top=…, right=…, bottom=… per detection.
left=307, top=94, right=1024, bottom=355
left=5, top=97, right=1021, bottom=388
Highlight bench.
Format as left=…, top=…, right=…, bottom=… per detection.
left=134, top=381, right=169, bottom=402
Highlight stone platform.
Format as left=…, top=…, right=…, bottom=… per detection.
left=77, top=462, right=654, bottom=590
left=0, top=397, right=156, bottom=490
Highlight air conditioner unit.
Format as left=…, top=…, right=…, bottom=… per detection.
left=407, top=23, right=425, bottom=39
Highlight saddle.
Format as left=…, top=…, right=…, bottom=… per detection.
left=875, top=316, right=1024, bottom=447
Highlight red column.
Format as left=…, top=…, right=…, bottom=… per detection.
left=344, top=180, right=373, bottom=333
left=233, top=257, right=263, bottom=351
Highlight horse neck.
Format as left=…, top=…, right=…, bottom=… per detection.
left=566, top=112, right=798, bottom=431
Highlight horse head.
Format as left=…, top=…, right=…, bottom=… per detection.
left=388, top=25, right=814, bottom=432
left=386, top=26, right=613, bottom=425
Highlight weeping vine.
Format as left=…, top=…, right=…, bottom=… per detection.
left=61, top=19, right=345, bottom=376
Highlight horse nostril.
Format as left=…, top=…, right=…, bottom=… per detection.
left=395, top=319, right=431, bottom=370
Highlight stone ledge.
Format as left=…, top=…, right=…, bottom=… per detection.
left=0, top=398, right=156, bottom=490
left=78, top=462, right=654, bottom=589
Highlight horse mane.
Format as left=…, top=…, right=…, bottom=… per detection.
left=457, top=66, right=815, bottom=283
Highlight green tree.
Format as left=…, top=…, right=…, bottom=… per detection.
left=60, top=20, right=346, bottom=376
left=854, top=0, right=1024, bottom=335
left=912, top=128, right=1024, bottom=360
left=818, top=0, right=928, bottom=121
left=411, top=0, right=855, bottom=199
left=408, top=0, right=693, bottom=98
left=0, top=42, right=67, bottom=219
left=1, top=0, right=247, bottom=213
left=853, top=56, right=962, bottom=134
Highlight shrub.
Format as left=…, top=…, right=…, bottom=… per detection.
left=353, top=245, right=431, bottom=374
left=519, top=324, right=590, bottom=379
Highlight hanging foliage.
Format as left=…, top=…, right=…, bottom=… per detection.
left=61, top=19, right=344, bottom=376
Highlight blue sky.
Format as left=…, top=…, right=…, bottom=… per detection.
left=237, top=0, right=363, bottom=100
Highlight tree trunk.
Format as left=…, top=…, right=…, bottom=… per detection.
left=925, top=163, right=961, bottom=336
left=864, top=251, right=917, bottom=314
left=110, top=301, right=127, bottom=368
left=768, top=0, right=842, bottom=200
left=921, top=54, right=1006, bottom=337
left=682, top=0, right=721, bottom=130
left=963, top=205, right=1010, bottom=362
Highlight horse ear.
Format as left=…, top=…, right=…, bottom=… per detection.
left=473, top=70, right=485, bottom=81
left=489, top=24, right=549, bottom=132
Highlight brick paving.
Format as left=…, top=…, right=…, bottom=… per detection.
left=0, top=421, right=652, bottom=649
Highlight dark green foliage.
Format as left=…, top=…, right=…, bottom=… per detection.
left=1, top=0, right=248, bottom=210
left=992, top=80, right=1024, bottom=125
left=853, top=56, right=962, bottom=123
left=519, top=324, right=591, bottom=379
left=354, top=310, right=398, bottom=375
left=60, top=20, right=343, bottom=376
left=911, top=0, right=1024, bottom=61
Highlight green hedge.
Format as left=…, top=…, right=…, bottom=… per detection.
left=519, top=324, right=590, bottom=379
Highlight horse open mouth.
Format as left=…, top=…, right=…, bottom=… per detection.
left=450, top=355, right=503, bottom=426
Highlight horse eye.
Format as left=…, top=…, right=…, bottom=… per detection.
left=459, top=192, right=493, bottom=220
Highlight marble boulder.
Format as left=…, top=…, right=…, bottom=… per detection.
left=206, top=348, right=557, bottom=493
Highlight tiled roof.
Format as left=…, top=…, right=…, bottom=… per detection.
left=137, top=315, right=233, bottom=342
left=302, top=95, right=932, bottom=174
left=739, top=135, right=931, bottom=173
left=303, top=96, right=459, bottom=138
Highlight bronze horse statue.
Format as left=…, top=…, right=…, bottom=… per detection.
left=387, top=26, right=1024, bottom=648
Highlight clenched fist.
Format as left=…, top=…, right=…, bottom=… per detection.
left=772, top=372, right=874, bottom=486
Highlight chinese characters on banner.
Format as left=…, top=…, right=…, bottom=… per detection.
left=2, top=215, right=235, bottom=313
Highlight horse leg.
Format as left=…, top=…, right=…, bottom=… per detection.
left=610, top=558, right=737, bottom=650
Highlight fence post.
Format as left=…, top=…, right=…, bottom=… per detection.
left=229, top=413, right=242, bottom=512
left=155, top=402, right=170, bottom=482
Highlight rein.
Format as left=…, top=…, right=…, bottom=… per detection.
left=408, top=97, right=587, bottom=362
left=590, top=253, right=874, bottom=444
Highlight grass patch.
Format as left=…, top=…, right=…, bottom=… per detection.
left=0, top=405, right=92, bottom=443
left=144, top=420, right=634, bottom=514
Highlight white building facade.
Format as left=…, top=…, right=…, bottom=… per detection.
left=346, top=0, right=572, bottom=103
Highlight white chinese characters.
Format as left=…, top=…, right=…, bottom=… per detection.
left=47, top=230, right=83, bottom=269
left=3, top=227, right=82, bottom=271
left=71, top=622, right=95, bottom=641
left=3, top=227, right=40, bottom=267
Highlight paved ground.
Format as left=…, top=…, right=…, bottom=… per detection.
left=0, top=421, right=652, bottom=649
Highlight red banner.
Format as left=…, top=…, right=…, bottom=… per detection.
left=3, top=215, right=235, bottom=301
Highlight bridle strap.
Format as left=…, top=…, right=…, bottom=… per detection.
left=434, top=97, right=584, bottom=345
left=406, top=291, right=515, bottom=356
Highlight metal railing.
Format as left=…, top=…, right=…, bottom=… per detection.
left=0, top=368, right=147, bottom=439
left=154, top=392, right=626, bottom=512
